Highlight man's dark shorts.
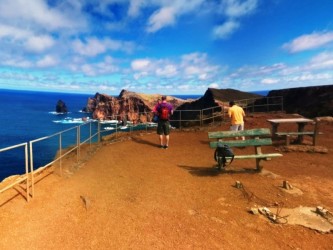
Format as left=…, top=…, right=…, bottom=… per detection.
left=157, top=120, right=170, bottom=135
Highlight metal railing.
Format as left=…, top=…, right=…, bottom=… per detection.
left=236, top=96, right=284, bottom=113
left=0, top=97, right=282, bottom=202
left=0, top=143, right=30, bottom=201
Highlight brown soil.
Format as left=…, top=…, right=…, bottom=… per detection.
left=1, top=112, right=333, bottom=249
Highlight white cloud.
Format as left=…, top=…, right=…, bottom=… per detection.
left=0, top=24, right=32, bottom=39
left=72, top=38, right=107, bottom=57
left=286, top=72, right=333, bottom=82
left=72, top=56, right=119, bottom=76
left=184, top=66, right=202, bottom=76
left=307, top=52, right=333, bottom=70
left=261, top=78, right=279, bottom=85
left=223, top=0, right=258, bottom=18
left=144, top=0, right=206, bottom=33
left=209, top=83, right=219, bottom=88
left=36, top=55, right=58, bottom=68
left=155, top=64, right=178, bottom=77
left=213, top=20, right=240, bottom=39
left=2, top=57, right=33, bottom=68
left=128, top=0, right=146, bottom=17
left=0, top=0, right=83, bottom=31
left=213, top=0, right=258, bottom=39
left=146, top=6, right=176, bottom=33
left=283, top=31, right=333, bottom=53
left=25, top=35, right=55, bottom=53
left=129, top=53, right=220, bottom=85
left=131, top=59, right=151, bottom=71
left=72, top=38, right=135, bottom=57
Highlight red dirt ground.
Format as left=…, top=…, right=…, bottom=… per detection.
left=1, top=112, right=332, bottom=249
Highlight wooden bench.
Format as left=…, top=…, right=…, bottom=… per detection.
left=208, top=128, right=283, bottom=171
left=275, top=121, right=321, bottom=146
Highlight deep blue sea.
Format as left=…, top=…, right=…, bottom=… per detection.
left=0, top=89, right=268, bottom=181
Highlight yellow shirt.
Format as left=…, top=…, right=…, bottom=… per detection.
left=228, top=105, right=245, bottom=125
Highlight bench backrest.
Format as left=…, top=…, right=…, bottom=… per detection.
left=209, top=138, right=273, bottom=148
left=208, top=128, right=273, bottom=148
left=208, top=128, right=271, bottom=139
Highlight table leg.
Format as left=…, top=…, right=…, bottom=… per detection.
left=271, top=124, right=278, bottom=140
left=297, top=123, right=306, bottom=143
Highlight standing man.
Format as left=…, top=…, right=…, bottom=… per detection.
left=228, top=101, right=245, bottom=140
left=157, top=96, right=173, bottom=149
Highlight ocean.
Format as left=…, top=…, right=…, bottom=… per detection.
left=0, top=89, right=268, bottom=181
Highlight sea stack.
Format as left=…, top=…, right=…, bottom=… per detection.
left=56, top=100, right=68, bottom=113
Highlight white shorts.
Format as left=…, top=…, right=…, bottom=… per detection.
left=230, top=123, right=244, bottom=131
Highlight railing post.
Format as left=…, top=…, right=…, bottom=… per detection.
left=89, top=122, right=92, bottom=147
left=77, top=126, right=80, bottom=163
left=24, top=143, right=30, bottom=202
left=98, top=120, right=101, bottom=143
left=29, top=141, right=34, bottom=199
left=179, top=110, right=182, bottom=129
left=59, top=133, right=62, bottom=177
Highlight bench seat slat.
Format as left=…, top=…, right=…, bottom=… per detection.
left=208, top=128, right=271, bottom=139
left=234, top=153, right=282, bottom=159
left=222, top=153, right=283, bottom=160
left=275, top=131, right=315, bottom=136
left=209, top=138, right=273, bottom=148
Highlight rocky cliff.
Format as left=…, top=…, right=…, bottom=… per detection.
left=83, top=90, right=187, bottom=122
left=267, top=85, right=333, bottom=118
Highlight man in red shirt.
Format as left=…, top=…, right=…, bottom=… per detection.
left=156, top=96, right=173, bottom=149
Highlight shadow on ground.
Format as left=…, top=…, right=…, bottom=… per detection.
left=178, top=165, right=260, bottom=177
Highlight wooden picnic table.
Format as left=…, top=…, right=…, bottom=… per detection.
left=267, top=118, right=316, bottom=145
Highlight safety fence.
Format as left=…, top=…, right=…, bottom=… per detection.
left=0, top=96, right=282, bottom=203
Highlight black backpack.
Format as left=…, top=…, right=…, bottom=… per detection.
left=214, top=143, right=234, bottom=170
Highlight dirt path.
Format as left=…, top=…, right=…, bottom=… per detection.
left=1, top=113, right=333, bottom=249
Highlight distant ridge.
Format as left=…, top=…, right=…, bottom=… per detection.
left=208, top=88, right=263, bottom=102
left=267, top=85, right=333, bottom=117
left=176, top=88, right=262, bottom=111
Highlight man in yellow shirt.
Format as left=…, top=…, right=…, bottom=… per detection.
left=228, top=101, right=245, bottom=140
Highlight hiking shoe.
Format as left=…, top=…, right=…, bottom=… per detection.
left=164, top=145, right=168, bottom=149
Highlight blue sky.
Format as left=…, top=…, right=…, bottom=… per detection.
left=0, top=0, right=332, bottom=95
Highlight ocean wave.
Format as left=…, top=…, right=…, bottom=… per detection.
left=52, top=117, right=95, bottom=124
left=49, top=111, right=72, bottom=115
left=100, top=120, right=120, bottom=124
left=104, top=127, right=115, bottom=130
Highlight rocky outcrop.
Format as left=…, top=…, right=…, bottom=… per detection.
left=174, top=88, right=263, bottom=123
left=266, top=85, right=333, bottom=118
left=55, top=100, right=68, bottom=113
left=177, top=88, right=262, bottom=110
left=83, top=90, right=187, bottom=122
